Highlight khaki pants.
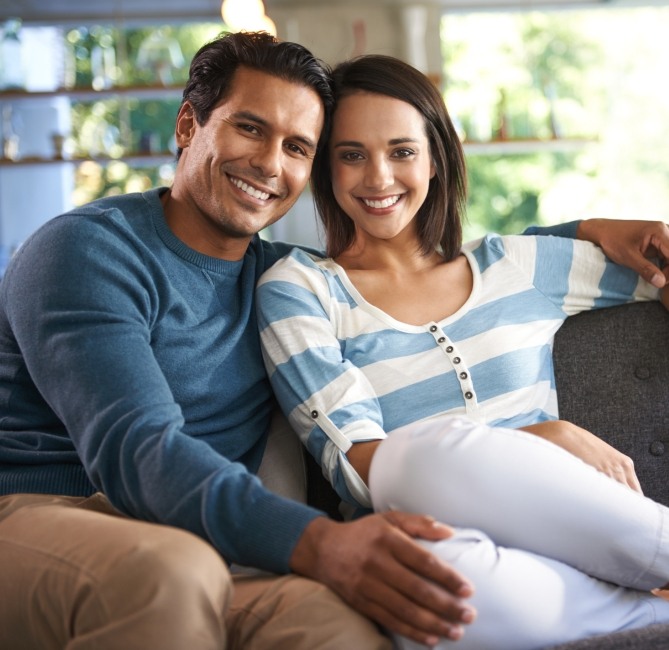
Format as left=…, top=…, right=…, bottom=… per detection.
left=0, top=492, right=391, bottom=650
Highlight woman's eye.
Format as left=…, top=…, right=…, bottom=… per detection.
left=393, top=148, right=415, bottom=159
left=341, top=151, right=363, bottom=162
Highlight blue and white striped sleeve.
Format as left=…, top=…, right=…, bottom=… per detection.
left=501, top=235, right=659, bottom=315
left=256, top=249, right=385, bottom=508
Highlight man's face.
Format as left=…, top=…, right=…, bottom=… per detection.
left=168, top=66, right=325, bottom=259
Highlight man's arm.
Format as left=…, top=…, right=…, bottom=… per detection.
left=2, top=212, right=323, bottom=574
left=577, top=218, right=669, bottom=289
left=525, top=218, right=669, bottom=289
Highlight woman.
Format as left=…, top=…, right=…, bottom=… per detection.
left=256, top=54, right=669, bottom=649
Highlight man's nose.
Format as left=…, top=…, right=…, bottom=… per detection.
left=250, top=140, right=282, bottom=178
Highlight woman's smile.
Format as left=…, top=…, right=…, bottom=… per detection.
left=358, top=194, right=403, bottom=211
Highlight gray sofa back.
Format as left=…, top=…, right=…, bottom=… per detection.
left=554, top=301, right=669, bottom=506
left=548, top=301, right=669, bottom=649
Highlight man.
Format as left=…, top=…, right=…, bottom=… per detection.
left=0, top=30, right=667, bottom=650
left=0, top=31, right=473, bottom=650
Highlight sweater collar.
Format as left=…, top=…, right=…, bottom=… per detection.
left=147, top=188, right=252, bottom=277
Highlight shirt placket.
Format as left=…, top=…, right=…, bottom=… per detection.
left=427, top=322, right=478, bottom=416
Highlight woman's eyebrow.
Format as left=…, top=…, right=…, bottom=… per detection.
left=333, top=137, right=420, bottom=148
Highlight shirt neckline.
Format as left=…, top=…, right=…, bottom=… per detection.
left=317, top=249, right=481, bottom=332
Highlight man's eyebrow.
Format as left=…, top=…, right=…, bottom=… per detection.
left=231, top=110, right=266, bottom=125
left=231, top=110, right=317, bottom=152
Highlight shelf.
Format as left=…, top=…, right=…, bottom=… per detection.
left=1, top=139, right=596, bottom=167
left=462, top=138, right=596, bottom=155
left=0, top=84, right=184, bottom=102
left=0, top=153, right=176, bottom=167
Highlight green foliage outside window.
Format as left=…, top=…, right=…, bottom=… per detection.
left=442, top=8, right=669, bottom=239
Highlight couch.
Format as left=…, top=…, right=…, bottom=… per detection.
left=261, top=300, right=669, bottom=649
left=548, top=300, right=669, bottom=649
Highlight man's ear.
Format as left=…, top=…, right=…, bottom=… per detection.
left=175, top=101, right=196, bottom=149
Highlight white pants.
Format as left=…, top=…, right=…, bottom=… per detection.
left=369, top=416, right=669, bottom=650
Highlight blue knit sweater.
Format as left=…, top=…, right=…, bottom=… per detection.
left=0, top=188, right=323, bottom=573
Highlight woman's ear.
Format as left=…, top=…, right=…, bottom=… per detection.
left=175, top=101, right=196, bottom=149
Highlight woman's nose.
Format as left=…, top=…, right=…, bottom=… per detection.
left=364, top=158, right=393, bottom=189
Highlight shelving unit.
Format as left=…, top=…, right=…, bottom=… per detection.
left=0, top=21, right=202, bottom=266
left=0, top=84, right=183, bottom=101
left=462, top=137, right=596, bottom=156
left=0, top=84, right=183, bottom=166
left=0, top=152, right=175, bottom=167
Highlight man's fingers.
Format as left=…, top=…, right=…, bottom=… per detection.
left=648, top=229, right=669, bottom=261
left=291, top=514, right=476, bottom=643
left=384, top=510, right=455, bottom=540
left=388, top=524, right=475, bottom=600
left=358, top=578, right=470, bottom=646
left=638, top=258, right=667, bottom=288
left=353, top=559, right=476, bottom=646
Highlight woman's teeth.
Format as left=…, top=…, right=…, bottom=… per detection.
left=362, top=195, right=400, bottom=209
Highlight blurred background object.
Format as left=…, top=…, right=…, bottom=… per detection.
left=0, top=0, right=667, bottom=268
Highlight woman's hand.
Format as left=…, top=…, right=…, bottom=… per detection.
left=521, top=420, right=643, bottom=493
left=577, top=218, right=669, bottom=290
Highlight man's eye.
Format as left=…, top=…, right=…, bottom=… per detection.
left=239, top=124, right=259, bottom=134
left=286, top=143, right=307, bottom=156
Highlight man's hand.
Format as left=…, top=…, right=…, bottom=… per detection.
left=522, top=420, right=642, bottom=493
left=578, top=218, right=669, bottom=289
left=290, top=513, right=476, bottom=647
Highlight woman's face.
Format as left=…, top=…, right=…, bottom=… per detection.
left=329, top=91, right=435, bottom=246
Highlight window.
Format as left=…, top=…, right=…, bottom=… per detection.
left=442, top=6, right=669, bottom=239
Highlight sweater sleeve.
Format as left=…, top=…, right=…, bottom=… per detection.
left=522, top=220, right=581, bottom=239
left=1, top=213, right=324, bottom=574
left=256, top=251, right=386, bottom=509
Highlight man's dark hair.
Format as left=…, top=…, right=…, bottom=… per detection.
left=177, top=31, right=333, bottom=157
left=311, top=55, right=467, bottom=261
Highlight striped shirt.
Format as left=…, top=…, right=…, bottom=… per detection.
left=256, top=234, right=658, bottom=508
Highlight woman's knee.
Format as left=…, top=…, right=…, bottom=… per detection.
left=398, top=530, right=584, bottom=650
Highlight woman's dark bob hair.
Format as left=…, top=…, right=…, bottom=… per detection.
left=311, top=55, right=467, bottom=260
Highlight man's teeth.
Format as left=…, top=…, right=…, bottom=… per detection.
left=231, top=177, right=270, bottom=200
left=362, top=195, right=400, bottom=209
